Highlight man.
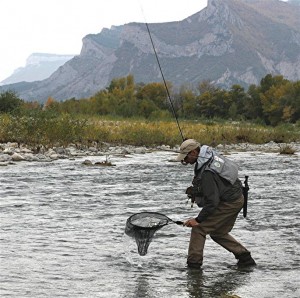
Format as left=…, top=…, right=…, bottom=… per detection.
left=176, top=139, right=256, bottom=269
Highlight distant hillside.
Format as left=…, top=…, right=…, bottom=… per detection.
left=1, top=0, right=299, bottom=102
left=287, top=0, right=300, bottom=6
left=0, top=53, right=75, bottom=85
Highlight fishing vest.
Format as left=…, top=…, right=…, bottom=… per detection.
left=191, top=146, right=239, bottom=207
left=195, top=146, right=239, bottom=185
left=206, top=152, right=239, bottom=184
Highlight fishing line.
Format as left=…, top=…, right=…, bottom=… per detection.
left=138, top=2, right=185, bottom=141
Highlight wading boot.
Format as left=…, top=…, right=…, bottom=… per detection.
left=236, top=252, right=256, bottom=267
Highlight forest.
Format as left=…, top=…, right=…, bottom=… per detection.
left=0, top=73, right=299, bottom=147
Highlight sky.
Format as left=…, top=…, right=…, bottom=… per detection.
left=0, top=0, right=207, bottom=82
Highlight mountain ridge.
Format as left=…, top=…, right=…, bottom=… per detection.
left=1, top=0, right=299, bottom=102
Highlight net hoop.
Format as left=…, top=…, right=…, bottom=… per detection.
left=126, top=211, right=170, bottom=231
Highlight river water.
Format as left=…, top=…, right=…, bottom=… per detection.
left=1, top=149, right=299, bottom=298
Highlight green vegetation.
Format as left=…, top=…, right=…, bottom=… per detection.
left=0, top=74, right=299, bottom=148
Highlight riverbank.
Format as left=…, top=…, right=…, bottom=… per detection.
left=0, top=141, right=299, bottom=165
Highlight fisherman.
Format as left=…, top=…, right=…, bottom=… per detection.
left=176, top=139, right=256, bottom=269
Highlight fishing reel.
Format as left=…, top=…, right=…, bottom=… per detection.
left=185, top=186, right=196, bottom=208
left=185, top=185, right=205, bottom=208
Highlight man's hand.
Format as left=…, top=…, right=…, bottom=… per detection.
left=183, top=218, right=199, bottom=227
left=185, top=186, right=195, bottom=197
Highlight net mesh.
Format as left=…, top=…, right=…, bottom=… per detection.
left=125, top=212, right=171, bottom=256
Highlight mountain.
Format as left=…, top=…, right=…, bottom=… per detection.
left=1, top=0, right=300, bottom=102
left=0, top=53, right=75, bottom=85
left=287, top=0, right=300, bottom=6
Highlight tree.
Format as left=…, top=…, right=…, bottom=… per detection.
left=260, top=82, right=291, bottom=125
left=289, top=81, right=300, bottom=122
left=260, top=74, right=288, bottom=93
left=0, top=90, right=23, bottom=113
left=137, top=99, right=158, bottom=118
left=197, top=80, right=217, bottom=95
left=198, top=89, right=230, bottom=119
left=179, top=86, right=198, bottom=118
left=245, top=84, right=264, bottom=120
left=43, top=97, right=58, bottom=110
left=136, top=82, right=169, bottom=110
left=278, top=81, right=300, bottom=123
left=107, top=74, right=135, bottom=93
left=90, top=90, right=111, bottom=115
left=228, top=84, right=248, bottom=119
left=198, top=91, right=215, bottom=118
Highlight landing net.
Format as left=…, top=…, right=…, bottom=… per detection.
left=125, top=212, right=173, bottom=256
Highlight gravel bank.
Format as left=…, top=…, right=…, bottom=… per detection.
left=0, top=141, right=299, bottom=165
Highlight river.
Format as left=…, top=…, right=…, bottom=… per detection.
left=1, top=149, right=299, bottom=297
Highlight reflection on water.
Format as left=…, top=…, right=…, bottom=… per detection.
left=186, top=267, right=254, bottom=297
left=0, top=150, right=299, bottom=297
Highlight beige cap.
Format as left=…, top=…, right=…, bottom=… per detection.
left=176, top=139, right=200, bottom=161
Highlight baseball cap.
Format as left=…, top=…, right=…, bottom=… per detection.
left=176, top=139, right=200, bottom=161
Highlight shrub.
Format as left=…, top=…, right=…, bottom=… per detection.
left=279, top=144, right=296, bottom=155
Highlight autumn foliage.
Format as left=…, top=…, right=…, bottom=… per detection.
left=0, top=74, right=299, bottom=147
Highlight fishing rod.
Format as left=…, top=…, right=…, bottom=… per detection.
left=144, top=22, right=185, bottom=142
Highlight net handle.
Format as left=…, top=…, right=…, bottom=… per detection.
left=170, top=220, right=184, bottom=225
left=164, top=214, right=183, bottom=225
left=150, top=212, right=183, bottom=226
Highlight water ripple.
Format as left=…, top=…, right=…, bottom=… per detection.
left=0, top=151, right=299, bottom=297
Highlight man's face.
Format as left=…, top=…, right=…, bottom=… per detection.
left=182, top=149, right=198, bottom=165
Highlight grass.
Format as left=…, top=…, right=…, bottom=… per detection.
left=0, top=113, right=299, bottom=149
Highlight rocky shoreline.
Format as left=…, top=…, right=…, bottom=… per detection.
left=0, top=141, right=299, bottom=166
